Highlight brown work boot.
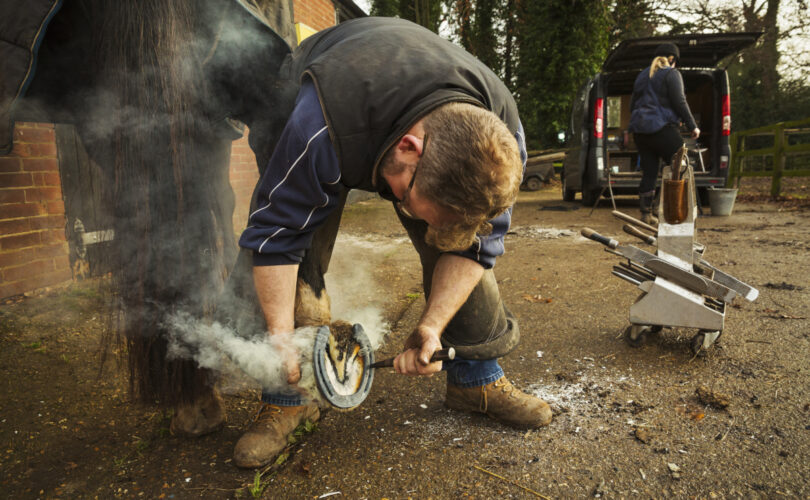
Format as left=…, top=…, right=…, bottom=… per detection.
left=233, top=402, right=320, bottom=468
left=170, top=389, right=226, bottom=438
left=445, top=376, right=552, bottom=428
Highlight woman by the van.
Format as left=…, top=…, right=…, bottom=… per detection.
left=628, top=43, right=700, bottom=224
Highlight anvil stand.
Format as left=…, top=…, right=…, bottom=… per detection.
left=583, top=156, right=759, bottom=354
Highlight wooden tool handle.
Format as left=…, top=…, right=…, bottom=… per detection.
left=581, top=228, right=618, bottom=249
left=370, top=347, right=456, bottom=369
left=623, top=224, right=656, bottom=246
left=612, top=210, right=658, bottom=234
left=670, top=145, right=687, bottom=181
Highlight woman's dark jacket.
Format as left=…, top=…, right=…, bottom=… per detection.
left=629, top=66, right=697, bottom=134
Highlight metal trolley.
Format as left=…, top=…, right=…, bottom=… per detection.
left=582, top=159, right=759, bottom=354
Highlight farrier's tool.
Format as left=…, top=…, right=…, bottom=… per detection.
left=581, top=157, right=758, bottom=354
left=612, top=210, right=658, bottom=234
left=368, top=348, right=455, bottom=369
left=662, top=146, right=688, bottom=224
left=622, top=224, right=656, bottom=245
left=312, top=324, right=455, bottom=410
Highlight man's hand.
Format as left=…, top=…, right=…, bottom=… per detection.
left=394, top=325, right=443, bottom=376
left=691, top=127, right=701, bottom=139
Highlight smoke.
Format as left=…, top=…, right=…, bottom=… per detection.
left=165, top=313, right=322, bottom=401
left=326, top=233, right=402, bottom=351
left=163, top=232, right=401, bottom=401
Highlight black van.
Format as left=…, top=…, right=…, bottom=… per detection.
left=561, top=33, right=761, bottom=205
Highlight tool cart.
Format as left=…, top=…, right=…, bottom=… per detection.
left=581, top=151, right=759, bottom=354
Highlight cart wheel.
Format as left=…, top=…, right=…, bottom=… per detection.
left=649, top=325, right=663, bottom=334
left=525, top=177, right=542, bottom=191
left=624, top=325, right=649, bottom=348
left=691, top=330, right=721, bottom=355
left=690, top=332, right=705, bottom=355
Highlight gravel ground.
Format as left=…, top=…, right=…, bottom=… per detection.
left=1, top=185, right=808, bottom=499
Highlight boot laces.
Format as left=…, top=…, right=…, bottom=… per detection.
left=253, top=403, right=283, bottom=425
left=493, top=378, right=515, bottom=397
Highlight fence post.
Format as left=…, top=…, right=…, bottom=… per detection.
left=771, top=123, right=785, bottom=197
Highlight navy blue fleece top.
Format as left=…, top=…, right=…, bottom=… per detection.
left=239, top=81, right=526, bottom=269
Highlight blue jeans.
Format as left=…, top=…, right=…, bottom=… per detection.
left=261, top=357, right=503, bottom=406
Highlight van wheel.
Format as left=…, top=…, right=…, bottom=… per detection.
left=562, top=171, right=575, bottom=201
left=525, top=177, right=542, bottom=191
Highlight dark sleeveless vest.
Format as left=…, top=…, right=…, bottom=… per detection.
left=629, top=66, right=680, bottom=134
left=282, top=17, right=520, bottom=191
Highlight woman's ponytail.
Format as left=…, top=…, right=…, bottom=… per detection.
left=649, top=56, right=670, bottom=78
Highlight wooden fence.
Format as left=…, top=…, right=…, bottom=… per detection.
left=728, top=118, right=810, bottom=196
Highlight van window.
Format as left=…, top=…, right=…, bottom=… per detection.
left=607, top=96, right=621, bottom=129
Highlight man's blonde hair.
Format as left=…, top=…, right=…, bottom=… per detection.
left=416, top=102, right=522, bottom=251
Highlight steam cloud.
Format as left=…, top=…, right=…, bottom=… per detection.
left=165, top=233, right=396, bottom=400
left=166, top=316, right=323, bottom=400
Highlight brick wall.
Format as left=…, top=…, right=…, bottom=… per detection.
left=293, top=0, right=336, bottom=31
left=228, top=131, right=260, bottom=233
left=1, top=3, right=346, bottom=299
left=0, top=123, right=71, bottom=299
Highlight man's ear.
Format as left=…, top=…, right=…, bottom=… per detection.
left=396, top=134, right=425, bottom=156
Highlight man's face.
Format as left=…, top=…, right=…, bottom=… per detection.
left=381, top=152, right=462, bottom=230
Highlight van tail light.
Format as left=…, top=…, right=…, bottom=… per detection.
left=720, top=155, right=728, bottom=169
left=594, top=98, right=604, bottom=138
left=721, top=94, right=731, bottom=136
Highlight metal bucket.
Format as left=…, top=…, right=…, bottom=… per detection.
left=708, top=188, right=738, bottom=216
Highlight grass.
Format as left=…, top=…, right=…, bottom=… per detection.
left=65, top=284, right=104, bottom=301
left=60, top=284, right=107, bottom=313
left=111, top=437, right=150, bottom=470
left=291, top=419, right=317, bottom=441
left=248, top=471, right=267, bottom=498
left=134, top=437, right=150, bottom=453
left=152, top=410, right=173, bottom=438
left=22, top=341, right=45, bottom=352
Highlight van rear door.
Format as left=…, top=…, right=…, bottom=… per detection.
left=602, top=32, right=761, bottom=71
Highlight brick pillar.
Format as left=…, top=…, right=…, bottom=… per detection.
left=0, top=123, right=71, bottom=299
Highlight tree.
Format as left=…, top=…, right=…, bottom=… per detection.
left=444, top=0, right=501, bottom=72
left=502, top=0, right=517, bottom=86
left=607, top=0, right=659, bottom=47
left=369, top=0, right=662, bottom=147
left=370, top=0, right=445, bottom=33
left=665, top=0, right=810, bottom=129
left=373, top=0, right=510, bottom=81
left=514, top=0, right=609, bottom=148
